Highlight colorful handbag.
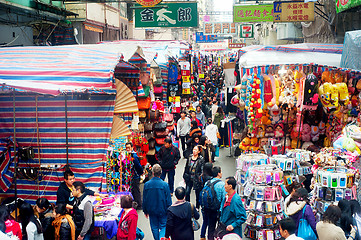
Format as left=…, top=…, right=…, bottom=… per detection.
left=148, top=138, right=156, bottom=149
left=149, top=109, right=159, bottom=120
left=155, top=130, right=168, bottom=138
left=168, top=63, right=178, bottom=84
left=144, top=122, right=153, bottom=132
left=298, top=206, right=317, bottom=240
left=140, top=72, right=150, bottom=85
left=138, top=111, right=147, bottom=118
left=163, top=113, right=174, bottom=122
left=154, top=121, right=167, bottom=131
left=138, top=85, right=150, bottom=98
left=137, top=97, right=151, bottom=110
left=166, top=125, right=174, bottom=131
left=155, top=137, right=166, bottom=145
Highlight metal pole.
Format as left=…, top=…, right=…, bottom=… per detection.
left=35, top=95, right=41, bottom=197
left=12, top=90, right=17, bottom=221
left=283, top=108, right=290, bottom=154
left=65, top=94, right=69, bottom=165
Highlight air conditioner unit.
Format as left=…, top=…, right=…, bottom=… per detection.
left=277, top=23, right=303, bottom=41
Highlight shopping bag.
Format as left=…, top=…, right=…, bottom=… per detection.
left=215, top=145, right=220, bottom=157
left=298, top=206, right=317, bottom=240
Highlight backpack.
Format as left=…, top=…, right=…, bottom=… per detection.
left=199, top=179, right=221, bottom=210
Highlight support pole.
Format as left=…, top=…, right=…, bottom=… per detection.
left=12, top=90, right=17, bottom=221
left=35, top=95, right=41, bottom=197
left=65, top=94, right=69, bottom=165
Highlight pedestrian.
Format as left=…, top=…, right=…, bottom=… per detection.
left=199, top=162, right=213, bottom=240
left=279, top=218, right=304, bottom=240
left=190, top=111, right=202, bottom=129
left=72, top=181, right=94, bottom=240
left=0, top=205, right=22, bottom=239
left=202, top=166, right=226, bottom=240
left=156, top=137, right=180, bottom=195
left=164, top=187, right=200, bottom=240
left=350, top=200, right=361, bottom=240
left=316, top=205, right=357, bottom=240
left=205, top=118, right=219, bottom=161
left=284, top=188, right=317, bottom=237
left=124, top=142, right=144, bottom=210
left=19, top=202, right=44, bottom=240
left=219, top=176, right=247, bottom=237
left=143, top=164, right=172, bottom=240
left=189, top=120, right=202, bottom=139
left=183, top=145, right=204, bottom=208
left=196, top=106, right=206, bottom=129
left=213, top=107, right=225, bottom=147
left=199, top=135, right=215, bottom=163
left=338, top=200, right=361, bottom=239
left=117, top=195, right=138, bottom=240
left=176, top=111, right=191, bottom=155
left=184, top=135, right=200, bottom=159
left=52, top=203, right=76, bottom=240
left=35, top=198, right=55, bottom=240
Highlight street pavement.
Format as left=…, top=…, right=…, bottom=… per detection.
left=137, top=147, right=237, bottom=240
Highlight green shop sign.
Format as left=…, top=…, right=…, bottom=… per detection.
left=233, top=4, right=274, bottom=22
left=134, top=2, right=198, bottom=28
left=336, top=0, right=361, bottom=13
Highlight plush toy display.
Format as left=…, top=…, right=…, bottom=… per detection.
left=301, top=124, right=312, bottom=142
left=274, top=123, right=284, bottom=138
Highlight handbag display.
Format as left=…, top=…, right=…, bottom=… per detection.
left=166, top=125, right=174, bottom=131
left=155, top=137, right=166, bottom=145
left=148, top=138, right=156, bottom=149
left=154, top=121, right=167, bottom=131
left=297, top=206, right=317, bottom=240
left=144, top=132, right=154, bottom=140
left=154, top=86, right=163, bottom=94
left=155, top=130, right=168, bottom=138
left=149, top=109, right=159, bottom=120
left=144, top=122, right=154, bottom=132
left=191, top=203, right=200, bottom=231
left=138, top=85, right=150, bottom=98
left=138, top=111, right=147, bottom=118
left=140, top=72, right=150, bottom=85
left=163, top=113, right=174, bottom=122
left=137, top=97, right=151, bottom=110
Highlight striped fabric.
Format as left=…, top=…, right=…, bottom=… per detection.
left=159, top=63, right=168, bottom=107
left=0, top=94, right=115, bottom=203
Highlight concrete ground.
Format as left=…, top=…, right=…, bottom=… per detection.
left=137, top=147, right=237, bottom=240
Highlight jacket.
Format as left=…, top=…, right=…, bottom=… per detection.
left=143, top=177, right=172, bottom=216
left=165, top=201, right=200, bottom=240
left=156, top=145, right=180, bottom=170
left=130, top=152, right=143, bottom=180
left=183, top=155, right=204, bottom=190
left=214, top=113, right=224, bottom=129
left=210, top=178, right=226, bottom=206
left=59, top=217, right=73, bottom=240
left=38, top=208, right=55, bottom=240
left=177, top=117, right=191, bottom=137
left=205, top=124, right=219, bottom=145
left=72, top=195, right=94, bottom=237
left=117, top=208, right=138, bottom=240
left=316, top=221, right=356, bottom=240
left=220, top=193, right=247, bottom=237
left=196, top=110, right=206, bottom=127
left=285, top=201, right=317, bottom=236
left=5, top=219, right=22, bottom=240
left=200, top=144, right=215, bottom=163
left=56, top=182, right=95, bottom=205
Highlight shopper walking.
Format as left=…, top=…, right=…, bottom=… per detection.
left=143, top=164, right=172, bottom=240
left=35, top=198, right=55, bottom=240
left=219, top=176, right=247, bottom=237
left=164, top=187, right=200, bottom=240
left=19, top=202, right=44, bottom=240
left=117, top=195, right=138, bottom=240
left=196, top=106, right=206, bottom=129
left=183, top=145, right=205, bottom=208
left=177, top=111, right=191, bottom=155
left=156, top=137, right=180, bottom=195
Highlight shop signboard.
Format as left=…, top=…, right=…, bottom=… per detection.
left=203, top=23, right=237, bottom=35
left=336, top=0, right=361, bottom=13
left=180, top=61, right=191, bottom=95
left=199, top=41, right=228, bottom=51
left=240, top=24, right=254, bottom=38
left=135, top=0, right=162, bottom=7
left=228, top=43, right=246, bottom=49
left=273, top=1, right=315, bottom=22
left=195, top=32, right=217, bottom=43
left=233, top=5, right=274, bottom=22
left=169, top=96, right=181, bottom=113
left=134, top=2, right=198, bottom=28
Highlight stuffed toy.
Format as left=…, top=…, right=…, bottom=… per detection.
left=303, top=73, right=319, bottom=106
left=261, top=109, right=272, bottom=125
left=301, top=123, right=311, bottom=142
left=265, top=125, right=274, bottom=138
left=239, top=137, right=251, bottom=151
left=249, top=137, right=259, bottom=152
left=293, top=70, right=303, bottom=96
left=311, top=125, right=319, bottom=142
left=351, top=95, right=358, bottom=107
left=336, top=82, right=350, bottom=105
left=321, top=70, right=331, bottom=83
left=256, top=125, right=266, bottom=138
left=270, top=105, right=282, bottom=124
left=274, top=123, right=284, bottom=138
left=272, top=75, right=281, bottom=106
left=259, top=137, right=268, bottom=153
left=263, top=75, right=273, bottom=104
left=330, top=84, right=339, bottom=107
left=348, top=77, right=356, bottom=95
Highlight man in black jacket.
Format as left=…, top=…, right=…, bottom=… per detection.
left=156, top=137, right=180, bottom=195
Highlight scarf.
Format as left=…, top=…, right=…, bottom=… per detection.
left=52, top=214, right=76, bottom=240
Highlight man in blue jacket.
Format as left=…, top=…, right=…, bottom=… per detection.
left=143, top=164, right=172, bottom=240
left=220, top=176, right=247, bottom=238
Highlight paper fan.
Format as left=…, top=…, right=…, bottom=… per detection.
left=111, top=115, right=131, bottom=139
left=114, top=79, right=138, bottom=113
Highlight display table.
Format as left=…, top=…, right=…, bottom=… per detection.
left=94, top=218, right=118, bottom=239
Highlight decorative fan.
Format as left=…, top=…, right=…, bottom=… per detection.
left=114, top=79, right=139, bottom=113
left=111, top=115, right=131, bottom=139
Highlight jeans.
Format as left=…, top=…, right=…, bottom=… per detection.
left=149, top=214, right=167, bottom=240
left=179, top=135, right=187, bottom=154
left=160, top=169, right=175, bottom=193
left=205, top=208, right=218, bottom=240
left=201, top=209, right=209, bottom=238
left=185, top=181, right=201, bottom=208
left=131, top=178, right=141, bottom=209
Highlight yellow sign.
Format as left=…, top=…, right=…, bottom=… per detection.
left=182, top=88, right=191, bottom=94
left=169, top=96, right=180, bottom=102
left=199, top=74, right=205, bottom=79
left=182, top=76, right=190, bottom=82
left=273, top=1, right=314, bottom=22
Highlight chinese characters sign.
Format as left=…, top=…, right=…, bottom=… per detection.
left=336, top=0, right=361, bottom=13
left=240, top=24, right=254, bottom=38
left=203, top=23, right=237, bottom=35
left=233, top=5, right=274, bottom=22
left=134, top=2, right=198, bottom=28
left=135, top=0, right=162, bottom=7
left=274, top=1, right=314, bottom=22
left=195, top=32, right=217, bottom=43
left=228, top=43, right=246, bottom=49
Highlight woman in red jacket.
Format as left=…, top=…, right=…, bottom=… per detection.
left=117, top=195, right=138, bottom=240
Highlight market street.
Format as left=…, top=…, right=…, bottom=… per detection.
left=137, top=147, right=237, bottom=240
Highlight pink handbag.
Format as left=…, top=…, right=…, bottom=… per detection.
left=163, top=113, right=174, bottom=122
left=154, top=86, right=163, bottom=94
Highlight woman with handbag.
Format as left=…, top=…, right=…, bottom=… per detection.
left=284, top=188, right=317, bottom=239
left=316, top=205, right=357, bottom=240
left=199, top=135, right=215, bottom=163
left=165, top=187, right=200, bottom=240
left=183, top=146, right=205, bottom=209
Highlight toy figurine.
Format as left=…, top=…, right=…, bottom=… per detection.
left=301, top=123, right=312, bottom=142
left=274, top=123, right=284, bottom=138
left=257, top=125, right=266, bottom=138
left=311, top=125, right=319, bottom=142
left=239, top=137, right=251, bottom=151
left=265, top=125, right=274, bottom=138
